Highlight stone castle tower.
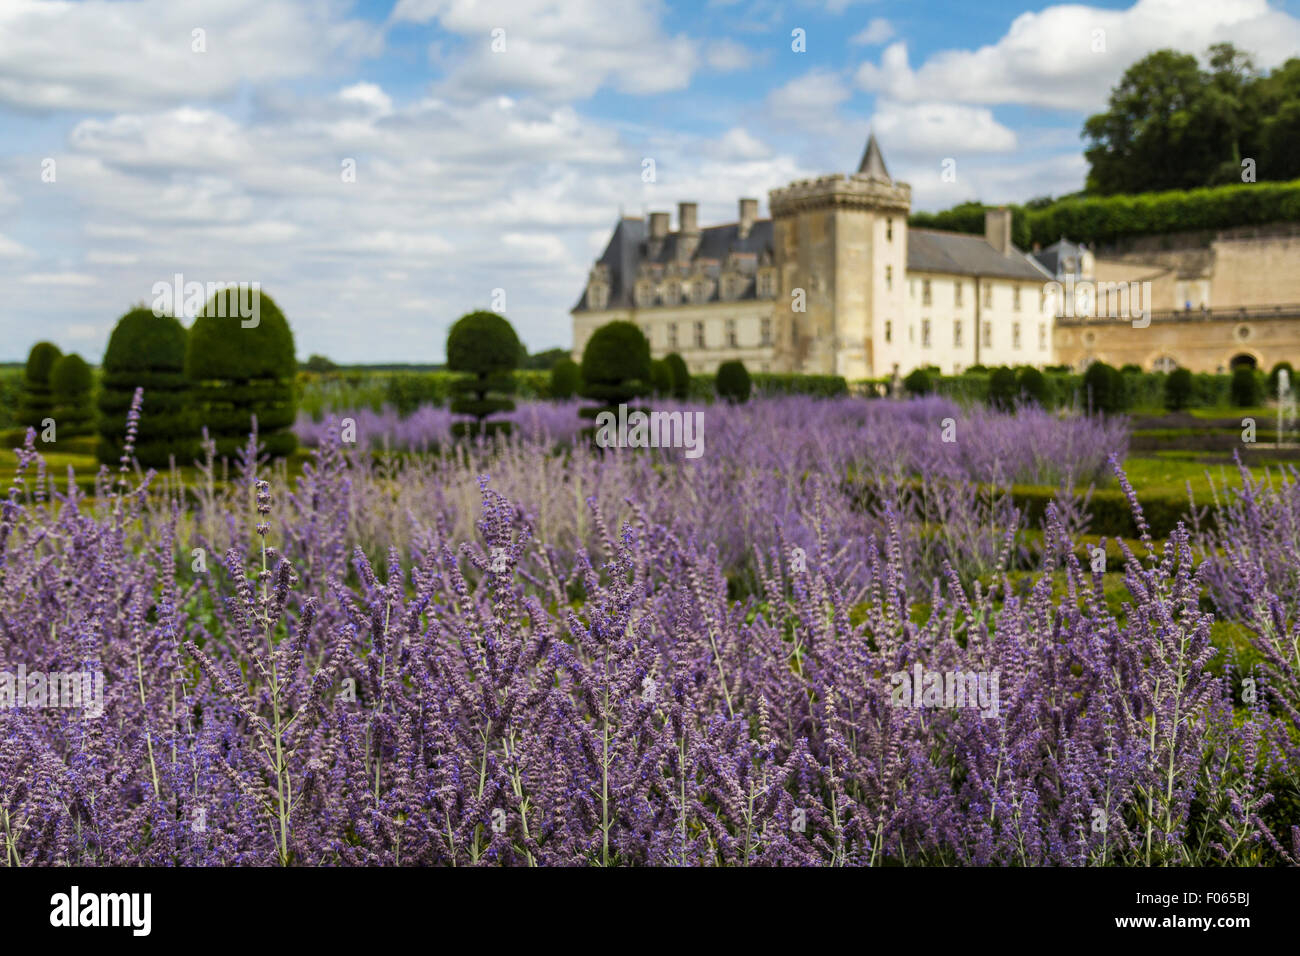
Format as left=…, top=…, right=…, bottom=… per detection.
left=769, top=135, right=912, bottom=379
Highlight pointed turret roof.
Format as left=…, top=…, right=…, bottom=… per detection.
left=857, top=133, right=890, bottom=182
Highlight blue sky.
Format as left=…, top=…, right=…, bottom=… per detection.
left=1, top=0, right=1298, bottom=362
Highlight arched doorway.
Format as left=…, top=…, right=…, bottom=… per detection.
left=1230, top=353, right=1258, bottom=370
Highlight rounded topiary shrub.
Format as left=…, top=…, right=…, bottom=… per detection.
left=650, top=359, right=673, bottom=397
left=19, top=341, right=62, bottom=430
left=1082, top=361, right=1125, bottom=414
left=99, top=308, right=196, bottom=467
left=549, top=357, right=581, bottom=400
left=1231, top=366, right=1263, bottom=408
left=580, top=321, right=651, bottom=420
left=664, top=352, right=689, bottom=400
left=1015, top=366, right=1049, bottom=407
left=988, top=366, right=1017, bottom=410
left=902, top=367, right=932, bottom=396
left=186, top=288, right=297, bottom=458
left=716, top=360, right=751, bottom=404
left=1164, top=367, right=1193, bottom=411
left=49, top=353, right=95, bottom=438
left=446, top=310, right=521, bottom=438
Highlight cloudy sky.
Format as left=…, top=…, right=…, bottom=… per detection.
left=2, top=0, right=1299, bottom=363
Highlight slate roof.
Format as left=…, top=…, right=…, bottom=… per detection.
left=908, top=228, right=1053, bottom=281
left=573, top=217, right=775, bottom=311
left=1030, top=237, right=1088, bottom=278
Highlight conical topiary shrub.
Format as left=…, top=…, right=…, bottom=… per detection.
left=185, top=288, right=298, bottom=458
left=98, top=308, right=196, bottom=467
left=18, top=341, right=62, bottom=431
left=49, top=353, right=95, bottom=438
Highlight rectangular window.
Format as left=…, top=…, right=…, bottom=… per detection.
left=886, top=218, right=893, bottom=241
left=668, top=322, right=678, bottom=348
left=982, top=284, right=992, bottom=308
left=982, top=321, right=992, bottom=348
left=1013, top=286, right=1022, bottom=311
left=922, top=318, right=931, bottom=348
left=761, top=317, right=772, bottom=346
left=922, top=279, right=932, bottom=306
left=884, top=320, right=892, bottom=344
left=953, top=320, right=963, bottom=348
left=1012, top=322, right=1022, bottom=349
left=954, top=282, right=963, bottom=307
left=885, top=265, right=892, bottom=290
left=694, top=321, right=705, bottom=348
left=1038, top=322, right=1047, bottom=350
left=726, top=318, right=737, bottom=348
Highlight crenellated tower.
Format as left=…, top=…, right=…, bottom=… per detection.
left=768, top=134, right=911, bottom=378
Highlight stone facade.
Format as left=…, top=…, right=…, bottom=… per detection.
left=1052, top=224, right=1300, bottom=372
left=572, top=136, right=1055, bottom=378
left=573, top=137, right=1300, bottom=377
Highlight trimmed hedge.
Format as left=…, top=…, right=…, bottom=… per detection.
left=751, top=373, right=848, bottom=398
left=186, top=289, right=297, bottom=458
left=549, top=359, right=580, bottom=400
left=910, top=179, right=1300, bottom=249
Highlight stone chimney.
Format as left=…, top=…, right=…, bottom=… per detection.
left=678, top=201, right=698, bottom=235
left=676, top=201, right=700, bottom=262
left=649, top=211, right=670, bottom=239
left=738, top=198, right=758, bottom=240
left=985, top=207, right=1013, bottom=255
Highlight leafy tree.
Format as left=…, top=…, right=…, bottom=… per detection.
left=49, top=353, right=95, bottom=437
left=19, top=342, right=62, bottom=430
left=902, top=368, right=933, bottom=396
left=303, top=354, right=338, bottom=373
left=1164, top=367, right=1194, bottom=411
left=1015, top=366, right=1049, bottom=407
left=988, top=366, right=1017, bottom=410
left=664, top=352, right=689, bottom=400
left=186, top=288, right=298, bottom=458
left=445, top=310, right=521, bottom=438
left=100, top=308, right=195, bottom=467
left=716, top=360, right=751, bottom=404
left=523, top=347, right=571, bottom=371
left=549, top=357, right=580, bottom=400
left=579, top=321, right=650, bottom=420
left=1082, top=361, right=1126, bottom=414
left=1231, top=366, right=1263, bottom=407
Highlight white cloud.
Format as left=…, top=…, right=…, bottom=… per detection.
left=706, top=39, right=762, bottom=71
left=855, top=0, right=1300, bottom=111
left=767, top=70, right=851, bottom=127
left=850, top=17, right=893, bottom=45
left=87, top=251, right=139, bottom=265
left=0, top=0, right=382, bottom=112
left=22, top=273, right=97, bottom=286
left=870, top=101, right=1018, bottom=156
left=392, top=0, right=699, bottom=101
left=0, top=234, right=32, bottom=258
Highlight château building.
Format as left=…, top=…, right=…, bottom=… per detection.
left=571, top=135, right=1055, bottom=378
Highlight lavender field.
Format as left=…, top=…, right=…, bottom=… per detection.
left=2, top=392, right=1297, bottom=867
